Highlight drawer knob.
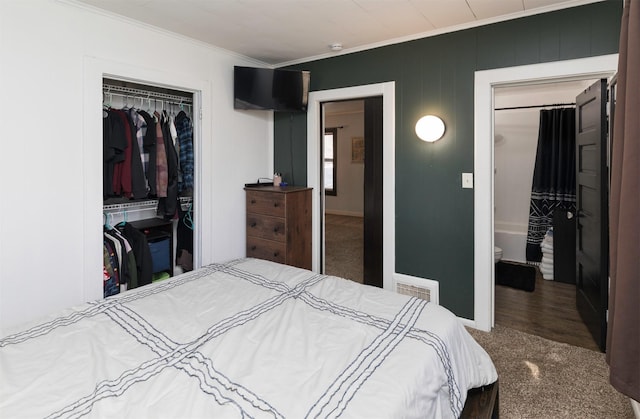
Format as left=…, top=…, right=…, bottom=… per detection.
left=251, top=245, right=257, bottom=251
left=250, top=222, right=257, bottom=227
left=273, top=227, right=279, bottom=233
left=273, top=252, right=279, bottom=257
left=273, top=203, right=279, bottom=207
left=250, top=199, right=256, bottom=204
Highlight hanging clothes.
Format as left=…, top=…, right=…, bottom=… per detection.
left=128, top=108, right=150, bottom=195
left=102, top=82, right=194, bottom=295
left=108, top=109, right=147, bottom=199
left=107, top=226, right=138, bottom=290
left=176, top=110, right=194, bottom=195
left=154, top=110, right=169, bottom=198
left=157, top=111, right=179, bottom=219
left=138, top=110, right=157, bottom=196
left=103, top=240, right=120, bottom=297
left=103, top=110, right=127, bottom=199
left=176, top=203, right=194, bottom=272
left=117, top=222, right=153, bottom=287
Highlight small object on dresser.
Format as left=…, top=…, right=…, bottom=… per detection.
left=273, top=173, right=282, bottom=186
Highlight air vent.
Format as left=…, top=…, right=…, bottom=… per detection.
left=393, top=273, right=439, bottom=304
left=396, top=283, right=431, bottom=301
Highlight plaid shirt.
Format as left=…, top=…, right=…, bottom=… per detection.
left=176, top=111, right=194, bottom=193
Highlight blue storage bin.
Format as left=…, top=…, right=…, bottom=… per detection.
left=148, top=237, right=171, bottom=273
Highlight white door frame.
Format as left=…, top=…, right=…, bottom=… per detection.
left=473, top=54, right=618, bottom=331
left=306, top=82, right=396, bottom=290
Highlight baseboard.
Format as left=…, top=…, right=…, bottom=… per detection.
left=458, top=317, right=477, bottom=329
left=631, top=398, right=640, bottom=419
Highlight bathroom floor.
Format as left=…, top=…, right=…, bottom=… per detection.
left=494, top=267, right=599, bottom=351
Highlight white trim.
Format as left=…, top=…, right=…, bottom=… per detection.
left=631, top=399, right=640, bottom=419
left=457, top=317, right=477, bottom=329
left=83, top=56, right=209, bottom=303
left=307, top=82, right=395, bottom=290
left=278, top=0, right=603, bottom=67
left=473, top=54, right=618, bottom=331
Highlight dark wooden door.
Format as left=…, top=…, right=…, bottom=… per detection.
left=575, top=79, right=609, bottom=352
left=363, top=96, right=383, bottom=288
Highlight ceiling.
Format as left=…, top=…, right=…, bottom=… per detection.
left=74, top=0, right=602, bottom=66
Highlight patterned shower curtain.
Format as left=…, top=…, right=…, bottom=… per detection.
left=525, top=108, right=576, bottom=263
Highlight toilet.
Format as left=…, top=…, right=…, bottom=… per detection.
left=494, top=246, right=503, bottom=264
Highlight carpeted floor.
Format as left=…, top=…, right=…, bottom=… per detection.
left=324, top=214, right=363, bottom=283
left=467, top=325, right=635, bottom=418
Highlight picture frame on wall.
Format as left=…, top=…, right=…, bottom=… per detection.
left=351, top=136, right=364, bottom=163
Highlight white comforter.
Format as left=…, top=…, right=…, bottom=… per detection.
left=0, top=258, right=497, bottom=418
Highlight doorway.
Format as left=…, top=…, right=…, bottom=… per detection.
left=321, top=97, right=384, bottom=287
left=306, top=82, right=395, bottom=290
left=493, top=80, right=594, bottom=266
left=473, top=54, right=618, bottom=332
left=492, top=80, right=600, bottom=350
left=322, top=100, right=366, bottom=283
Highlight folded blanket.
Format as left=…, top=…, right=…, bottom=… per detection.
left=539, top=264, right=553, bottom=274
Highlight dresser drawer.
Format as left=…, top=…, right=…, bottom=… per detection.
left=246, top=215, right=286, bottom=241
left=246, top=191, right=285, bottom=217
left=246, top=237, right=286, bottom=264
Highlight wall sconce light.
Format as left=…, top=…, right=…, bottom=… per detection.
left=415, top=115, right=445, bottom=142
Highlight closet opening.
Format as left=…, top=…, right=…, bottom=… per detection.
left=102, top=77, right=197, bottom=297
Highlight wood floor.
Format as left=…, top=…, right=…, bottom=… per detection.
left=495, top=266, right=600, bottom=351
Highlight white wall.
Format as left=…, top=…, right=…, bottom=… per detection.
left=493, top=80, right=595, bottom=262
left=0, top=0, right=272, bottom=333
left=324, top=101, right=364, bottom=216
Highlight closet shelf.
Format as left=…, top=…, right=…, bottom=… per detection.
left=103, top=83, right=193, bottom=104
left=103, top=200, right=158, bottom=213
left=104, top=197, right=192, bottom=212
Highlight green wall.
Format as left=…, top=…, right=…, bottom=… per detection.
left=274, top=2, right=621, bottom=318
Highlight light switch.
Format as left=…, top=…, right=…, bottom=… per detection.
left=462, top=173, right=473, bottom=189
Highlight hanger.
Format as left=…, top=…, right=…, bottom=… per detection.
left=104, top=212, right=112, bottom=229
left=182, top=203, right=194, bottom=231
left=122, top=95, right=130, bottom=111
left=116, top=209, right=128, bottom=227
left=102, top=90, right=112, bottom=117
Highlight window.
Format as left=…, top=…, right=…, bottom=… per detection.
left=324, top=128, right=337, bottom=196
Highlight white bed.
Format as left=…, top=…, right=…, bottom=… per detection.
left=0, top=258, right=497, bottom=418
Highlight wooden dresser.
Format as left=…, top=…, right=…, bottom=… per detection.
left=245, top=186, right=312, bottom=270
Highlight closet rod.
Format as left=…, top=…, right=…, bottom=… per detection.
left=495, top=102, right=575, bottom=111
left=103, top=84, right=193, bottom=104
